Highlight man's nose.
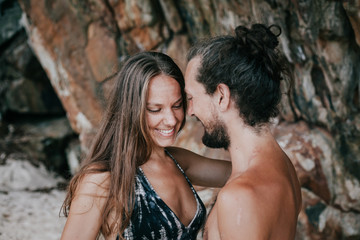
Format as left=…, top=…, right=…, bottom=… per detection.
left=187, top=100, right=194, bottom=116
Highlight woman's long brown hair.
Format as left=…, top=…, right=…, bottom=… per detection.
left=61, top=52, right=186, bottom=238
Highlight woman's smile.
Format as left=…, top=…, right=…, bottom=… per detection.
left=156, top=128, right=175, bottom=137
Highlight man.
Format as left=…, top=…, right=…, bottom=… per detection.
left=184, top=24, right=302, bottom=239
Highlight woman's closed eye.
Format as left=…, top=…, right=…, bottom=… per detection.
left=147, top=104, right=182, bottom=113
left=147, top=108, right=161, bottom=113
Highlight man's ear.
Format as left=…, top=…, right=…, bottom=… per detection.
left=215, top=83, right=231, bottom=111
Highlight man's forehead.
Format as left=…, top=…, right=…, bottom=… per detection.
left=185, top=57, right=202, bottom=92
left=186, top=57, right=201, bottom=76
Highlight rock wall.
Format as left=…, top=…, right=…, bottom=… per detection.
left=4, top=0, right=360, bottom=239
left=0, top=0, right=77, bottom=177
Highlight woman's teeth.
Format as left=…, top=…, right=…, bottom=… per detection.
left=158, top=128, right=174, bottom=135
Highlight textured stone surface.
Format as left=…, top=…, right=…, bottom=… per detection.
left=0, top=0, right=23, bottom=45
left=343, top=0, right=360, bottom=47
left=0, top=30, right=64, bottom=115
left=273, top=121, right=360, bottom=238
left=18, top=0, right=107, bottom=135
left=0, top=117, right=75, bottom=176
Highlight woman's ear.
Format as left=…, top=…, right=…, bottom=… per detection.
left=215, top=83, right=231, bottom=111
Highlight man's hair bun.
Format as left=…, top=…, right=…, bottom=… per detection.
left=235, top=24, right=281, bottom=55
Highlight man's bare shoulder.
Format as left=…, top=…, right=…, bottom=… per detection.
left=216, top=171, right=285, bottom=215
left=215, top=177, right=269, bottom=239
left=217, top=176, right=260, bottom=210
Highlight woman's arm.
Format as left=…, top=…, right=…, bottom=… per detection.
left=61, top=172, right=110, bottom=240
left=167, top=146, right=231, bottom=187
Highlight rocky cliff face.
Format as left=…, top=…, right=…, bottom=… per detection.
left=0, top=0, right=77, bottom=177
left=1, top=0, right=359, bottom=239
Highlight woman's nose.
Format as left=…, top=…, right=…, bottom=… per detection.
left=164, top=110, right=177, bottom=125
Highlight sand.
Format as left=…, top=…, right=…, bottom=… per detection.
left=0, top=159, right=66, bottom=240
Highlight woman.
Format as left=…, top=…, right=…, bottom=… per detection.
left=60, top=52, right=231, bottom=239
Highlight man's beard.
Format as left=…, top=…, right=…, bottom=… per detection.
left=202, top=119, right=230, bottom=150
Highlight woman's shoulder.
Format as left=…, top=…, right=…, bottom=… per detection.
left=68, top=169, right=111, bottom=215
left=75, top=167, right=111, bottom=198
left=61, top=169, right=111, bottom=239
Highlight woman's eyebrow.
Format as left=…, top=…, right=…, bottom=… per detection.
left=147, top=97, right=183, bottom=106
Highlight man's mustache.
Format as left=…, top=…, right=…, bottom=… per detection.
left=193, top=116, right=206, bottom=129
left=194, top=116, right=203, bottom=125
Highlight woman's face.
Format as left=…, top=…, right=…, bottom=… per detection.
left=146, top=74, right=184, bottom=148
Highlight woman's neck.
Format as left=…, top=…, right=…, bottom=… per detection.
left=146, top=146, right=168, bottom=165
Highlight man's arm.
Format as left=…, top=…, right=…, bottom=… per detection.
left=166, top=146, right=231, bottom=187
left=216, top=184, right=269, bottom=239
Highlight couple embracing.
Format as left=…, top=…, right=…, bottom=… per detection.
left=61, top=23, right=301, bottom=240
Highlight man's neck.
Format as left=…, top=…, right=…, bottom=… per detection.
left=226, top=119, right=276, bottom=174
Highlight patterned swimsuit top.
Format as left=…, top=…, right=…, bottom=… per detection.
left=121, top=150, right=206, bottom=240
